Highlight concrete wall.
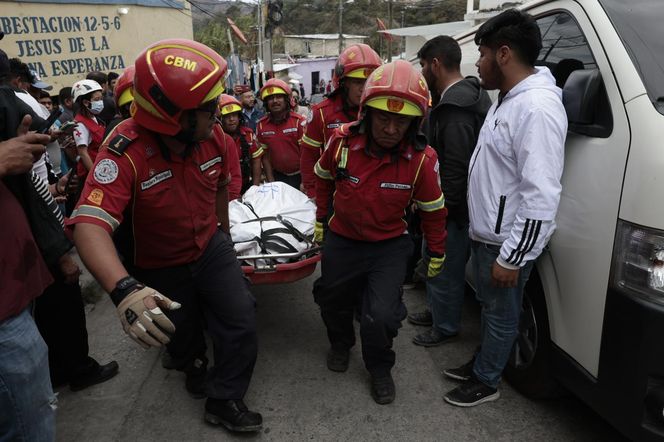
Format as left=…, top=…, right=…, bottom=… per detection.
left=289, top=57, right=336, bottom=97
left=0, top=0, right=194, bottom=92
left=285, top=37, right=365, bottom=57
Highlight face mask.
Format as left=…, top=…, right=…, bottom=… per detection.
left=89, top=100, right=104, bottom=115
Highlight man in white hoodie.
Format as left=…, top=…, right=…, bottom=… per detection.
left=442, top=8, right=567, bottom=407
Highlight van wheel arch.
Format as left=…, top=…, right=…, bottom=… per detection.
left=504, top=269, right=564, bottom=398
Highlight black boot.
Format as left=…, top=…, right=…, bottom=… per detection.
left=326, top=346, right=350, bottom=372
left=184, top=357, right=208, bottom=399
left=204, top=399, right=263, bottom=432
left=370, top=373, right=395, bottom=405
left=69, top=358, right=119, bottom=392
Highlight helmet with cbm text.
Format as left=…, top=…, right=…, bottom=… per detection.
left=113, top=65, right=135, bottom=108
left=332, top=43, right=382, bottom=90
left=359, top=60, right=430, bottom=120
left=132, top=38, right=228, bottom=136
left=259, top=78, right=294, bottom=109
left=259, top=78, right=292, bottom=101
left=217, top=94, right=242, bottom=116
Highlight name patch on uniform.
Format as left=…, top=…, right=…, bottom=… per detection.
left=93, top=159, right=119, bottom=184
left=140, top=170, right=173, bottom=190
left=326, top=123, right=342, bottom=129
left=348, top=175, right=360, bottom=184
left=200, top=156, right=222, bottom=172
left=261, top=131, right=275, bottom=136
left=283, top=127, right=298, bottom=134
left=380, top=182, right=411, bottom=190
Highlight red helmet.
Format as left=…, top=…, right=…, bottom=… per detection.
left=132, top=39, right=228, bottom=135
left=114, top=65, right=135, bottom=108
left=359, top=60, right=430, bottom=119
left=332, top=43, right=382, bottom=90
left=218, top=94, right=242, bottom=116
left=259, top=78, right=291, bottom=101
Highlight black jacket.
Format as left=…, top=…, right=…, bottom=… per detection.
left=0, top=86, right=72, bottom=267
left=427, top=76, right=491, bottom=225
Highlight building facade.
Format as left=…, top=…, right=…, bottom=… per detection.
left=0, top=0, right=194, bottom=91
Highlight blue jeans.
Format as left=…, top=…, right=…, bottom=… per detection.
left=0, top=307, right=56, bottom=442
left=471, top=241, right=533, bottom=388
left=424, top=219, right=470, bottom=336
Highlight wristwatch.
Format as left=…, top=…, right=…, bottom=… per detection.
left=110, top=276, right=143, bottom=306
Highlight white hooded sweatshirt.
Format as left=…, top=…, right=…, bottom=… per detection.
left=467, top=66, right=567, bottom=269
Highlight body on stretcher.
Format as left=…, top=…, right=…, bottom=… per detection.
left=229, top=182, right=321, bottom=284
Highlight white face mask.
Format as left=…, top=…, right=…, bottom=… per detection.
left=89, top=99, right=104, bottom=115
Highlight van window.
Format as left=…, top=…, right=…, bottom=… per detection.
left=536, top=13, right=597, bottom=88
left=599, top=0, right=664, bottom=115
left=536, top=12, right=612, bottom=137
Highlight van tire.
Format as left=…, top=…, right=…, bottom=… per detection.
left=504, top=270, right=563, bottom=399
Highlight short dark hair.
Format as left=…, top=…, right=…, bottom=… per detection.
left=417, top=35, right=461, bottom=70
left=9, top=58, right=32, bottom=83
left=107, top=71, right=119, bottom=82
left=474, top=8, right=542, bottom=67
left=59, top=87, right=72, bottom=102
left=39, top=90, right=51, bottom=100
left=86, top=71, right=107, bottom=86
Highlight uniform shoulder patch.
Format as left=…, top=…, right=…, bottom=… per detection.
left=107, top=133, right=137, bottom=156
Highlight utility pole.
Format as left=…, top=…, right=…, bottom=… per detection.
left=261, top=0, right=273, bottom=72
left=387, top=0, right=392, bottom=61
left=338, top=0, right=343, bottom=55
left=257, top=0, right=263, bottom=64
left=400, top=9, right=405, bottom=59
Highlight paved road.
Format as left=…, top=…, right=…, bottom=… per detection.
left=55, top=269, right=626, bottom=441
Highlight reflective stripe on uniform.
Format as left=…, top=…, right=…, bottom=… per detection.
left=314, top=161, right=334, bottom=180
left=338, top=146, right=349, bottom=169
left=414, top=194, right=445, bottom=212
left=302, top=134, right=323, bottom=148
left=252, top=146, right=265, bottom=159
left=70, top=204, right=120, bottom=230
left=259, top=143, right=269, bottom=150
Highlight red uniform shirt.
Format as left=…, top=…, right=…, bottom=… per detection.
left=226, top=130, right=242, bottom=200
left=256, top=111, right=305, bottom=175
left=301, top=94, right=357, bottom=197
left=230, top=126, right=264, bottom=193
left=67, top=119, right=231, bottom=269
left=74, top=113, right=106, bottom=178
left=314, top=124, right=448, bottom=255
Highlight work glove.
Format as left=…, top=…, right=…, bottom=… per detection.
left=314, top=220, right=325, bottom=244
left=424, top=250, right=446, bottom=279
left=112, top=277, right=181, bottom=349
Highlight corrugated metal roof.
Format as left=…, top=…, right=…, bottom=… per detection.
left=284, top=34, right=367, bottom=40
left=378, top=21, right=472, bottom=38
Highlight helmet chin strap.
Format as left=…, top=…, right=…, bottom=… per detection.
left=173, top=110, right=199, bottom=145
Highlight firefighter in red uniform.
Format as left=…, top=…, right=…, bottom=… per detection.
left=256, top=79, right=306, bottom=189
left=301, top=43, right=382, bottom=198
left=218, top=94, right=268, bottom=198
left=313, top=60, right=447, bottom=405
left=67, top=39, right=262, bottom=433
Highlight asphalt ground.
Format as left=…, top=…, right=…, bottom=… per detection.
left=55, top=268, right=627, bottom=441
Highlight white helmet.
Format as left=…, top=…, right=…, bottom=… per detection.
left=72, top=79, right=102, bottom=102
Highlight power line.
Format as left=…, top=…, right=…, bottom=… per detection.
left=159, top=0, right=194, bottom=18
left=187, top=0, right=220, bottom=20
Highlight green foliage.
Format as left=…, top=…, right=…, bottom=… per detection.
left=193, top=0, right=467, bottom=60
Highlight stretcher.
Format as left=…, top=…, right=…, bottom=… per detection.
left=229, top=182, right=321, bottom=285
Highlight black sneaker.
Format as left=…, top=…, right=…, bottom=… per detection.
left=326, top=346, right=350, bottom=372
left=407, top=310, right=432, bottom=326
left=444, top=377, right=499, bottom=407
left=370, top=374, right=395, bottom=405
left=204, top=399, right=262, bottom=432
left=185, top=357, right=208, bottom=399
left=70, top=359, right=119, bottom=392
left=443, top=357, right=475, bottom=381
left=412, top=329, right=458, bottom=347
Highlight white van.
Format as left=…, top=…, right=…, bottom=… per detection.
left=455, top=1, right=664, bottom=440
